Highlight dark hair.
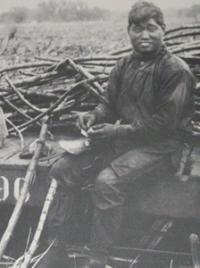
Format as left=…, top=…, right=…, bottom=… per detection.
left=128, top=1, right=164, bottom=27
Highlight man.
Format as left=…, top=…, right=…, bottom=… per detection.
left=36, top=1, right=195, bottom=268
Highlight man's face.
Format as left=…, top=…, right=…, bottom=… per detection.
left=128, top=18, right=165, bottom=55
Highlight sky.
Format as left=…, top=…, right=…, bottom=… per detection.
left=0, top=0, right=199, bottom=12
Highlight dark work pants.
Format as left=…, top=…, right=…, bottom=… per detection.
left=47, top=145, right=177, bottom=253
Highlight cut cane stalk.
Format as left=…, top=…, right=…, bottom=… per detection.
left=6, top=77, right=44, bottom=113
left=0, top=121, right=49, bottom=260
left=3, top=97, right=54, bottom=139
left=67, top=58, right=105, bottom=94
left=7, top=75, right=107, bottom=133
left=5, top=118, right=25, bottom=150
left=18, top=179, right=58, bottom=268
left=0, top=62, right=53, bottom=74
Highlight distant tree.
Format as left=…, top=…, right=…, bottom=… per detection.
left=190, top=4, right=200, bottom=22
left=0, top=0, right=110, bottom=23
left=35, top=0, right=109, bottom=22
left=91, top=7, right=108, bottom=20
left=73, top=1, right=90, bottom=20
left=10, top=7, right=28, bottom=23
left=0, top=12, right=11, bottom=23
left=36, top=1, right=58, bottom=21
left=177, top=9, right=183, bottom=18
left=56, top=1, right=89, bottom=21
left=0, top=7, right=28, bottom=23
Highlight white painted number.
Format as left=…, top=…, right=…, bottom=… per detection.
left=0, top=176, right=9, bottom=201
left=14, top=178, right=30, bottom=202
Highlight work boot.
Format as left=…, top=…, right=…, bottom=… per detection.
left=34, top=243, right=71, bottom=268
left=78, top=246, right=108, bottom=268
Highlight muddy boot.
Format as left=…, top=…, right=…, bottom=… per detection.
left=77, top=246, right=108, bottom=268
left=34, top=242, right=72, bottom=268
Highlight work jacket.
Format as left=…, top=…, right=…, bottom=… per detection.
left=92, top=46, right=195, bottom=171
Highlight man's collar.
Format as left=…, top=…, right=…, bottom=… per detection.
left=132, top=45, right=167, bottom=61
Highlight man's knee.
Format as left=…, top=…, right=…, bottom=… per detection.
left=92, top=167, right=124, bottom=209
left=49, top=154, right=81, bottom=188
left=94, top=167, right=117, bottom=189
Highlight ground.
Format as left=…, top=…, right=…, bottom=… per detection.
left=0, top=13, right=197, bottom=66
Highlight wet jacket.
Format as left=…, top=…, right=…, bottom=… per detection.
left=93, top=46, right=195, bottom=170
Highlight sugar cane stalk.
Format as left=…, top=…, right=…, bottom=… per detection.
left=19, top=179, right=58, bottom=268
left=164, top=30, right=200, bottom=42
left=0, top=121, right=49, bottom=260
left=75, top=55, right=122, bottom=62
left=67, top=58, right=105, bottom=94
left=165, top=25, right=200, bottom=35
left=81, top=61, right=116, bottom=67
left=5, top=118, right=25, bottom=150
left=109, top=46, right=132, bottom=55
left=8, top=75, right=107, bottom=133
left=81, top=81, right=108, bottom=104
left=169, top=44, right=200, bottom=54
left=34, top=56, right=60, bottom=62
left=6, top=77, right=44, bottom=113
left=8, top=71, right=60, bottom=89
left=3, top=98, right=54, bottom=140
left=0, top=62, right=53, bottom=74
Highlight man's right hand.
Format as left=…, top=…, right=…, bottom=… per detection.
left=77, top=112, right=96, bottom=131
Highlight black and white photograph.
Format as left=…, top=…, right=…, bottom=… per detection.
left=0, top=0, right=200, bottom=267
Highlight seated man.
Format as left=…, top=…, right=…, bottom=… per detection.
left=36, top=1, right=195, bottom=268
